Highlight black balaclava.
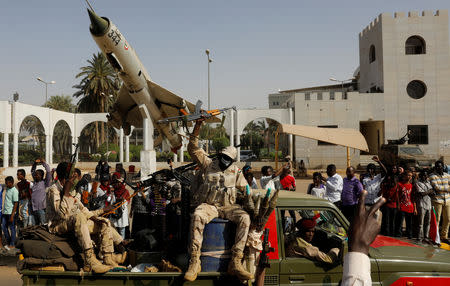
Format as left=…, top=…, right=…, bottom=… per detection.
left=218, top=154, right=233, bottom=171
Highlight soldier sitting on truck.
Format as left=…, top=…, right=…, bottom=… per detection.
left=286, top=216, right=340, bottom=264
left=184, top=120, right=253, bottom=282
left=46, top=162, right=127, bottom=274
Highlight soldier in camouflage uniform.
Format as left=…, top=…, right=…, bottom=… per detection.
left=46, top=162, right=127, bottom=274
left=184, top=121, right=253, bottom=282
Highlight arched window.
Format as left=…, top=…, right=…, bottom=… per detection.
left=405, top=36, right=426, bottom=55
left=369, top=45, right=376, bottom=63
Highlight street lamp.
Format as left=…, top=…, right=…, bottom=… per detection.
left=329, top=76, right=355, bottom=167
left=37, top=77, right=56, bottom=104
left=329, top=77, right=354, bottom=99
left=205, top=49, right=213, bottom=152
left=101, top=92, right=114, bottom=156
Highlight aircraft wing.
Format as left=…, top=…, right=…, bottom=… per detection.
left=109, top=86, right=143, bottom=130
left=147, top=80, right=220, bottom=123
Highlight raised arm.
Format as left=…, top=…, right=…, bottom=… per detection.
left=343, top=191, right=385, bottom=286
left=187, top=120, right=211, bottom=169
left=42, top=161, right=52, bottom=187
left=31, top=161, right=38, bottom=177
left=372, top=155, right=387, bottom=175
left=273, top=163, right=287, bottom=178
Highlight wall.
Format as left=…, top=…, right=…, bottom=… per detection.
left=380, top=10, right=450, bottom=158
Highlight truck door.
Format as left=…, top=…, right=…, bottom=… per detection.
left=278, top=207, right=347, bottom=286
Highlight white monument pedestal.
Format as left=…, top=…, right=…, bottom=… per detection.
left=140, top=149, right=156, bottom=176
left=139, top=104, right=157, bottom=177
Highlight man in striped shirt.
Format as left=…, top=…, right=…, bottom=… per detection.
left=429, top=161, right=450, bottom=243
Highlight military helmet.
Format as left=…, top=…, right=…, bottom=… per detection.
left=220, top=146, right=237, bottom=160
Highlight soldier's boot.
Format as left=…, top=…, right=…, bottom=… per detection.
left=113, top=251, right=127, bottom=265
left=184, top=251, right=201, bottom=281
left=228, top=250, right=254, bottom=281
left=83, top=248, right=112, bottom=274
left=103, top=252, right=119, bottom=268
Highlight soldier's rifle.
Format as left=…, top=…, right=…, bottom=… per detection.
left=65, top=143, right=80, bottom=196
left=101, top=164, right=192, bottom=217
left=254, top=228, right=275, bottom=286
left=157, top=100, right=235, bottom=125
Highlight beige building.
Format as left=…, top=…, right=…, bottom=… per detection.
left=269, top=10, right=450, bottom=168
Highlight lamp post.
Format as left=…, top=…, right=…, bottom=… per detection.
left=329, top=76, right=355, bottom=167
left=101, top=92, right=114, bottom=157
left=37, top=77, right=56, bottom=104
left=205, top=49, right=213, bottom=153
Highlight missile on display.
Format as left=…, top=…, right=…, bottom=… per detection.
left=87, top=9, right=213, bottom=151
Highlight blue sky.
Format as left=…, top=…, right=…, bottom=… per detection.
left=1, top=0, right=449, bottom=109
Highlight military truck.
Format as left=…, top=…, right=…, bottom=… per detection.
left=20, top=192, right=450, bottom=285
left=379, top=143, right=435, bottom=169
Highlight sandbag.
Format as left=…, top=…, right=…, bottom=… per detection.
left=19, top=225, right=77, bottom=257
left=16, top=240, right=63, bottom=259
left=17, top=257, right=79, bottom=272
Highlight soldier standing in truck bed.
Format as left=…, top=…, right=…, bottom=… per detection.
left=184, top=120, right=253, bottom=282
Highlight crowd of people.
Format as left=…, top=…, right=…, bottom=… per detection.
left=0, top=146, right=447, bottom=284
left=305, top=156, right=449, bottom=244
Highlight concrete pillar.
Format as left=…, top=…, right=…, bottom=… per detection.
left=12, top=102, right=18, bottom=167
left=3, top=133, right=9, bottom=168
left=236, top=110, right=240, bottom=162
left=139, top=104, right=156, bottom=175
left=13, top=132, right=18, bottom=167
left=119, top=128, right=124, bottom=162
left=45, top=134, right=51, bottom=163
left=289, top=108, right=294, bottom=160
left=125, top=135, right=130, bottom=162
left=72, top=136, right=78, bottom=161
left=178, top=141, right=184, bottom=163
left=173, top=153, right=178, bottom=163
left=49, top=134, right=53, bottom=164
left=230, top=109, right=235, bottom=147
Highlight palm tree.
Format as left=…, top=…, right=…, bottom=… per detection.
left=43, top=95, right=76, bottom=112
left=73, top=52, right=120, bottom=149
left=20, top=116, right=45, bottom=153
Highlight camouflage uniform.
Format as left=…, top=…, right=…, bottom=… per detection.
left=185, top=135, right=252, bottom=281
left=286, top=235, right=340, bottom=264
left=188, top=135, right=250, bottom=253
left=46, top=181, right=123, bottom=253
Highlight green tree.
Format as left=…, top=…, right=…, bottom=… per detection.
left=73, top=52, right=120, bottom=150
left=212, top=136, right=230, bottom=152
left=43, top=95, right=76, bottom=112
left=20, top=116, right=45, bottom=155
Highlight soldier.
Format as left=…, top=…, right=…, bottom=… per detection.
left=184, top=120, right=253, bottom=282
left=286, top=217, right=340, bottom=264
left=46, top=162, right=127, bottom=274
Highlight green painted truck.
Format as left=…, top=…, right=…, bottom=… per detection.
left=20, top=192, right=450, bottom=285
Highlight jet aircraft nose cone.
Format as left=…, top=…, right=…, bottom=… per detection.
left=88, top=9, right=109, bottom=36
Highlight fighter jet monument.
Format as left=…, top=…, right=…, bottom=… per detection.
left=87, top=8, right=198, bottom=174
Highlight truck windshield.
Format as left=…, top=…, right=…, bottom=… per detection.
left=399, top=147, right=424, bottom=155
left=282, top=209, right=347, bottom=237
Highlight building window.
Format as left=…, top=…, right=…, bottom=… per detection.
left=406, top=80, right=427, bottom=99
left=408, top=125, right=428, bottom=144
left=405, top=36, right=426, bottom=55
left=330, top=91, right=335, bottom=100
left=317, top=125, right=338, bottom=145
left=317, top=92, right=323, bottom=100
left=305, top=93, right=310, bottom=100
left=369, top=45, right=376, bottom=63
